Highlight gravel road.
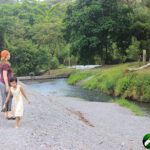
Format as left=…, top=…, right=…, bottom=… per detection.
left=0, top=82, right=149, bottom=150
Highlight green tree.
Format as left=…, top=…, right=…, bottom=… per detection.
left=131, top=5, right=150, bottom=59
left=113, top=4, right=133, bottom=61
left=126, top=38, right=141, bottom=61
left=0, top=0, right=69, bottom=75
left=0, top=0, right=17, bottom=4
left=63, top=0, right=133, bottom=64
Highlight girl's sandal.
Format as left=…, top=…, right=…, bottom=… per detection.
left=7, top=117, right=16, bottom=120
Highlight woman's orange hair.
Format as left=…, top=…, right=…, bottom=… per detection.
left=1, top=50, right=9, bottom=60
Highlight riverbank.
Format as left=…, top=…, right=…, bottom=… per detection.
left=68, top=62, right=150, bottom=102
left=18, top=68, right=75, bottom=81
left=0, top=82, right=149, bottom=149
left=43, top=68, right=75, bottom=76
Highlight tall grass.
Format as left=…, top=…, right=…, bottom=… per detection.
left=68, top=71, right=94, bottom=85
left=82, top=63, right=130, bottom=94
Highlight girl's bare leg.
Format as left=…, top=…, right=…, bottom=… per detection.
left=7, top=111, right=13, bottom=118
left=15, top=117, right=21, bottom=128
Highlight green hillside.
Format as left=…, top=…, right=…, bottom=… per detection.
left=0, top=0, right=149, bottom=76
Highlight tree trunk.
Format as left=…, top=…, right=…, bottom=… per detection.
left=101, top=56, right=105, bottom=66
left=134, top=0, right=136, bottom=8
left=105, top=46, right=108, bottom=64
left=126, top=63, right=150, bottom=72
left=138, top=55, right=141, bottom=67
left=48, top=55, right=51, bottom=75
left=143, top=50, right=146, bottom=65
left=68, top=56, right=70, bottom=66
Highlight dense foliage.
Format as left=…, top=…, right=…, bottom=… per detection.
left=0, top=0, right=71, bottom=75
left=63, top=0, right=150, bottom=64
left=0, top=0, right=149, bottom=75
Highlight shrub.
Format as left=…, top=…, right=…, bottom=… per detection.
left=51, top=57, right=59, bottom=69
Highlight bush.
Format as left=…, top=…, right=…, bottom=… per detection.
left=10, top=39, right=39, bottom=76
left=126, top=38, right=141, bottom=61
left=116, top=76, right=132, bottom=94
left=145, top=87, right=150, bottom=100
left=51, top=57, right=59, bottom=69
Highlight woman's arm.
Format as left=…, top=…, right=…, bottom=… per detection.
left=3, top=89, right=11, bottom=107
left=3, top=70, right=9, bottom=92
left=20, top=86, right=31, bottom=104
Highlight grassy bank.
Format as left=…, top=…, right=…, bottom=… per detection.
left=111, top=99, right=143, bottom=116
left=68, top=63, right=150, bottom=102
left=43, top=68, right=75, bottom=76
left=68, top=71, right=96, bottom=85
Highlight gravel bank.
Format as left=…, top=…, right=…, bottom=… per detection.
left=0, top=82, right=149, bottom=150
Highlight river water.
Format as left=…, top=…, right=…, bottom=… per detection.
left=23, top=78, right=150, bottom=116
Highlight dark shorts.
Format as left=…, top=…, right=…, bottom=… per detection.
left=0, top=82, right=13, bottom=111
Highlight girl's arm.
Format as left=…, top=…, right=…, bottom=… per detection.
left=20, top=86, right=31, bottom=104
left=3, top=70, right=9, bottom=92
left=3, top=89, right=11, bottom=107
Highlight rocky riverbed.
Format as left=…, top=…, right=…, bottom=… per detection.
left=0, top=82, right=149, bottom=150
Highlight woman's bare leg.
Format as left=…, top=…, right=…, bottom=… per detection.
left=15, top=117, right=21, bottom=128
left=4, top=112, right=8, bottom=119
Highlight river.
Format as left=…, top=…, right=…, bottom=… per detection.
left=23, top=78, right=150, bottom=116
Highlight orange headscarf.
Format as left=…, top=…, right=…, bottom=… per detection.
left=1, top=50, right=9, bottom=61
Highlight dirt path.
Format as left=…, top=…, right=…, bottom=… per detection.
left=76, top=75, right=95, bottom=86
left=0, top=82, right=149, bottom=150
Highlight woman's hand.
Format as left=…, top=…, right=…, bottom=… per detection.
left=1, top=104, right=6, bottom=112
left=6, top=86, right=9, bottom=92
left=27, top=100, right=31, bottom=104
left=3, top=104, right=6, bottom=109
left=27, top=98, right=31, bottom=104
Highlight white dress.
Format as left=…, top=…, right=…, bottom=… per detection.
left=11, top=85, right=23, bottom=117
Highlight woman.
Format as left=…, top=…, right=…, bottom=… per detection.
left=0, top=50, right=14, bottom=119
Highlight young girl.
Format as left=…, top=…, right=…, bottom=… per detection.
left=3, top=77, right=31, bottom=128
